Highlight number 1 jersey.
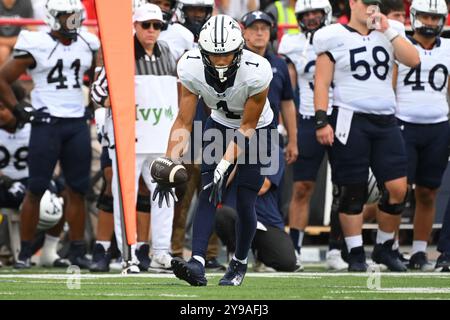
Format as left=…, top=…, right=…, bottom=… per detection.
left=177, top=48, right=274, bottom=129
left=14, top=30, right=100, bottom=118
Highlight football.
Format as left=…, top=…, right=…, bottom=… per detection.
left=150, top=157, right=188, bottom=186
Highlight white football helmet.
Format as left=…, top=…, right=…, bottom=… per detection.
left=295, top=0, right=332, bottom=32
left=177, top=0, right=214, bottom=38
left=37, top=190, right=64, bottom=231
left=149, top=0, right=177, bottom=26
left=133, top=0, right=147, bottom=13
left=198, top=14, right=244, bottom=83
left=410, top=0, right=448, bottom=37
left=45, top=0, right=84, bottom=39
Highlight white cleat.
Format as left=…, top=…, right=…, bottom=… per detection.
left=121, top=261, right=140, bottom=274
left=148, top=252, right=173, bottom=273
left=326, top=249, right=348, bottom=271
left=294, top=251, right=304, bottom=272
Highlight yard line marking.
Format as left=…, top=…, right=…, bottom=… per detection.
left=0, top=272, right=449, bottom=280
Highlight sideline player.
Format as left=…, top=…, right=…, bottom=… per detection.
left=313, top=0, right=420, bottom=271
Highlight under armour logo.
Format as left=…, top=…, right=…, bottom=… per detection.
left=217, top=93, right=226, bottom=98
left=338, top=133, right=346, bottom=138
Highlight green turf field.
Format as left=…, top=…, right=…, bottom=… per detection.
left=0, top=268, right=449, bottom=300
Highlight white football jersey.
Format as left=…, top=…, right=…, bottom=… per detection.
left=159, top=23, right=194, bottom=61
left=313, top=21, right=406, bottom=114
left=177, top=48, right=274, bottom=129
left=396, top=37, right=450, bottom=124
left=14, top=30, right=100, bottom=118
left=278, top=33, right=333, bottom=116
left=0, top=124, right=30, bottom=180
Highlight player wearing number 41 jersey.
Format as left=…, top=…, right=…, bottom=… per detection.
left=0, top=0, right=99, bottom=269
left=394, top=0, right=450, bottom=271
left=313, top=0, right=420, bottom=272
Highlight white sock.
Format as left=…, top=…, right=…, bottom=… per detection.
left=392, top=239, right=400, bottom=250
left=193, top=255, right=205, bottom=266
left=42, top=234, right=59, bottom=257
left=97, top=241, right=111, bottom=251
left=298, top=231, right=305, bottom=250
left=411, top=240, right=427, bottom=255
left=135, top=242, right=146, bottom=250
left=345, top=235, right=363, bottom=251
left=376, top=229, right=395, bottom=244
left=233, top=255, right=248, bottom=265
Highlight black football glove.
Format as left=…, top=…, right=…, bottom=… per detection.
left=0, top=175, right=13, bottom=190
left=12, top=101, right=35, bottom=129
left=152, top=182, right=178, bottom=208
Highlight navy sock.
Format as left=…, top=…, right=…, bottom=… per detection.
left=69, top=240, right=87, bottom=258
left=234, top=186, right=258, bottom=261
left=191, top=188, right=217, bottom=258
left=18, top=241, right=32, bottom=261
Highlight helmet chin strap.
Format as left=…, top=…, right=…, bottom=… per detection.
left=215, top=66, right=229, bottom=82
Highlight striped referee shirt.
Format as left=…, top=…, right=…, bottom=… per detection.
left=134, top=35, right=177, bottom=76
left=91, top=35, right=177, bottom=106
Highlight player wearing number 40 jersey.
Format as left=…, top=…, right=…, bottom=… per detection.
left=0, top=0, right=99, bottom=269
left=394, top=0, right=450, bottom=271
left=152, top=14, right=275, bottom=287
left=313, top=0, right=420, bottom=272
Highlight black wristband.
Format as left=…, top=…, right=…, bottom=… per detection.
left=314, top=110, right=329, bottom=130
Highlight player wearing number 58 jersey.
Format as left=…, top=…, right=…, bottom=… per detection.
left=313, top=0, right=420, bottom=272
left=154, top=15, right=275, bottom=287
left=394, top=0, right=450, bottom=271
left=0, top=0, right=99, bottom=269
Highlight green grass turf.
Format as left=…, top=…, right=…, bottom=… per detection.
left=0, top=268, right=449, bottom=300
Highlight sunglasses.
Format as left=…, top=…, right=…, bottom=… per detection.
left=140, top=21, right=164, bottom=30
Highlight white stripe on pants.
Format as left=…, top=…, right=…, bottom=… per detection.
left=110, top=151, right=174, bottom=256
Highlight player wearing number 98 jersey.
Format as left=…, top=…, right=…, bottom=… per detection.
left=0, top=0, right=99, bottom=269
left=313, top=0, right=420, bottom=272
left=394, top=0, right=450, bottom=271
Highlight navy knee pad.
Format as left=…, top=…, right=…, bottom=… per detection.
left=336, top=183, right=367, bottom=215
left=378, top=186, right=406, bottom=215
left=136, top=194, right=150, bottom=213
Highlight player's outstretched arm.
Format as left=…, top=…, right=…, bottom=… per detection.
left=314, top=53, right=334, bottom=146
left=165, top=84, right=198, bottom=160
